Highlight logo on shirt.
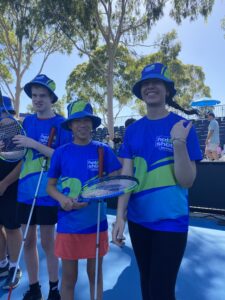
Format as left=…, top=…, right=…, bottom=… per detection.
left=87, top=159, right=99, bottom=171
left=155, top=136, right=173, bottom=152
left=39, top=133, right=50, bottom=145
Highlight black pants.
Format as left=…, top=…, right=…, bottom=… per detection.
left=128, top=221, right=188, bottom=300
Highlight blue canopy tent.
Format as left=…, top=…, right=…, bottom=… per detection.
left=191, top=98, right=221, bottom=107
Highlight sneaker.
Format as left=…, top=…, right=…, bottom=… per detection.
left=2, top=267, right=22, bottom=289
left=47, top=289, right=61, bottom=300
left=0, top=263, right=9, bottom=278
left=22, top=287, right=44, bottom=300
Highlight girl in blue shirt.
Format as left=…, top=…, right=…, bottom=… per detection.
left=47, top=100, right=121, bottom=300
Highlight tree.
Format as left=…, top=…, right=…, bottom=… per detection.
left=66, top=45, right=136, bottom=127
left=40, top=0, right=214, bottom=137
left=132, top=31, right=211, bottom=115
left=0, top=0, right=73, bottom=116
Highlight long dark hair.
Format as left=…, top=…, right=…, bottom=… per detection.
left=166, top=97, right=199, bottom=116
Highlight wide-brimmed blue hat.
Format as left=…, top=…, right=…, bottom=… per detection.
left=61, top=100, right=101, bottom=131
left=24, top=74, right=58, bottom=103
left=0, top=96, right=15, bottom=114
left=132, top=63, right=176, bottom=100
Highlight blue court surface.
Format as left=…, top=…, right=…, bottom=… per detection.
left=1, top=212, right=225, bottom=300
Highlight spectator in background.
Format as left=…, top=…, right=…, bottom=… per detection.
left=205, top=112, right=220, bottom=161
left=113, top=132, right=122, bottom=155
left=124, top=118, right=136, bottom=129
left=102, top=134, right=114, bottom=149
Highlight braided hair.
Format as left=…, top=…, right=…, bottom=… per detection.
left=166, top=97, right=199, bottom=116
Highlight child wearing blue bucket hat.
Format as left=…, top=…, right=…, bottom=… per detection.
left=47, top=99, right=121, bottom=300
left=113, top=63, right=202, bottom=300
left=10, top=74, right=71, bottom=300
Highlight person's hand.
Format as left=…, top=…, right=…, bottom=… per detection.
left=170, top=120, right=192, bottom=142
left=112, top=218, right=126, bottom=247
left=59, top=196, right=87, bottom=211
left=0, top=181, right=8, bottom=196
left=12, top=135, right=37, bottom=149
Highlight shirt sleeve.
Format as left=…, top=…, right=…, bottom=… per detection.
left=48, top=148, right=62, bottom=178
left=103, top=145, right=122, bottom=174
left=57, top=127, right=72, bottom=146
left=118, top=127, right=133, bottom=159
left=186, top=126, right=203, bottom=161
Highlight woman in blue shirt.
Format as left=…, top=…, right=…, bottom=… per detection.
left=112, top=63, right=202, bottom=300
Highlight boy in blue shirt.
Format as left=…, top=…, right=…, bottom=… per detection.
left=12, top=74, right=71, bottom=300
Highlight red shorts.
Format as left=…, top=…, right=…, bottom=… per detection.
left=55, top=231, right=109, bottom=260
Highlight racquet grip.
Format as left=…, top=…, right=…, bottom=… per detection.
left=47, top=127, right=56, bottom=148
left=98, top=147, right=104, bottom=178
left=0, top=89, right=3, bottom=106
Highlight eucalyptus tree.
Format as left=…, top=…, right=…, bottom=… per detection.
left=66, top=45, right=135, bottom=127
left=0, top=0, right=73, bottom=115
left=40, top=0, right=214, bottom=136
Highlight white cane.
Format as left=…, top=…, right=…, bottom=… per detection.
left=7, top=127, right=56, bottom=300
left=94, top=146, right=104, bottom=300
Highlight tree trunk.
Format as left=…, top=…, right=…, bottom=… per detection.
left=107, top=52, right=115, bottom=139
left=15, top=78, right=21, bottom=117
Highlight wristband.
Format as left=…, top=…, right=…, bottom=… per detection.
left=171, top=137, right=186, bottom=144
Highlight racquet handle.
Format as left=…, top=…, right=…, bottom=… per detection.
left=47, top=127, right=56, bottom=148
left=98, top=147, right=104, bottom=178
left=0, top=89, right=3, bottom=106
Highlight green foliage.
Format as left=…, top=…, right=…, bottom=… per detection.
left=170, top=0, right=215, bottom=23
left=0, top=0, right=73, bottom=114
left=66, top=45, right=136, bottom=126
left=38, top=0, right=98, bottom=51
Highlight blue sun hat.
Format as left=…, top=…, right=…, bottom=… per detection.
left=24, top=74, right=58, bottom=103
left=0, top=96, right=15, bottom=114
left=61, top=99, right=101, bottom=131
left=132, top=63, right=176, bottom=100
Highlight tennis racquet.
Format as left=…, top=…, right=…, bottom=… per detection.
left=79, top=175, right=139, bottom=202
left=0, top=89, right=27, bottom=162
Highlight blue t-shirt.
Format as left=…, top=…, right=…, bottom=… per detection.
left=17, top=114, right=72, bottom=206
left=48, top=141, right=121, bottom=234
left=119, top=113, right=203, bottom=232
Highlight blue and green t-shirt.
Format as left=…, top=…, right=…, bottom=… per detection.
left=17, top=114, right=72, bottom=206
left=48, top=141, right=121, bottom=234
left=119, top=112, right=202, bottom=232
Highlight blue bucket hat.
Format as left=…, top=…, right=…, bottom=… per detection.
left=24, top=74, right=58, bottom=103
left=61, top=100, right=101, bottom=131
left=0, top=96, right=15, bottom=114
left=132, top=63, right=176, bottom=100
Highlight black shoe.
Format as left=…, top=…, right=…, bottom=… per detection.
left=47, top=288, right=61, bottom=300
left=22, top=287, right=44, bottom=300
left=0, top=263, right=9, bottom=278
left=2, top=267, right=22, bottom=289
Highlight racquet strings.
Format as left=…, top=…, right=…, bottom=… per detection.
left=0, top=117, right=26, bottom=161
left=81, top=175, right=138, bottom=200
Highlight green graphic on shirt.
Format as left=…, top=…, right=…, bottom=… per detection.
left=61, top=177, right=82, bottom=198
left=20, top=149, right=49, bottom=179
left=133, top=156, right=176, bottom=193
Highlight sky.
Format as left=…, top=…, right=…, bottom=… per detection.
left=18, top=0, right=225, bottom=117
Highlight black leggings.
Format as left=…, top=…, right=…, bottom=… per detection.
left=128, top=221, right=188, bottom=300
